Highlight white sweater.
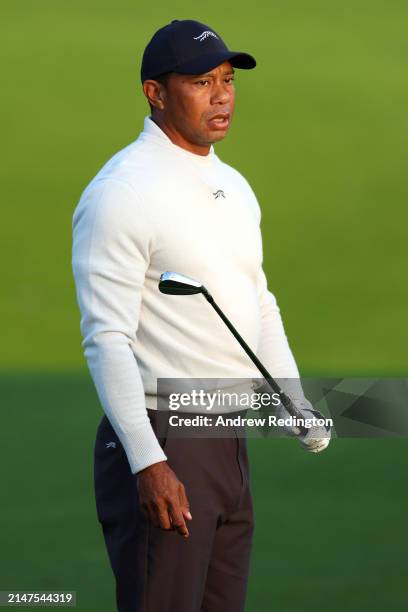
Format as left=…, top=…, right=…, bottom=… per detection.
left=72, top=115, right=301, bottom=474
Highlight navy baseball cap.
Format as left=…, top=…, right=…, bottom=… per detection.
left=141, top=19, right=256, bottom=83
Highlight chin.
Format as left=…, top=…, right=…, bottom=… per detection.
left=207, top=129, right=230, bottom=143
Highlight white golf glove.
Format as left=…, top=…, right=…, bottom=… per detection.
left=279, top=397, right=331, bottom=453
left=252, top=380, right=331, bottom=453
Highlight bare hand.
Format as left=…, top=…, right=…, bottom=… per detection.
left=136, top=461, right=192, bottom=538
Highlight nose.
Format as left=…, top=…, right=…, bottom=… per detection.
left=210, top=80, right=231, bottom=105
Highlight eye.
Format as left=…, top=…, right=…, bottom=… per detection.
left=225, top=76, right=235, bottom=84
left=196, top=79, right=210, bottom=86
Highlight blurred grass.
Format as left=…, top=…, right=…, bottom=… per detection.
left=1, top=1, right=408, bottom=610
left=248, top=434, right=408, bottom=612
left=0, top=375, right=113, bottom=609
left=1, top=0, right=407, bottom=373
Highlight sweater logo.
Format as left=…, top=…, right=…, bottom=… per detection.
left=213, top=189, right=226, bottom=199
left=193, top=31, right=218, bottom=42
left=105, top=441, right=117, bottom=449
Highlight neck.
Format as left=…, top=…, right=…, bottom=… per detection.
left=150, top=115, right=211, bottom=157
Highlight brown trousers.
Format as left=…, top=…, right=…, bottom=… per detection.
left=94, top=409, right=254, bottom=612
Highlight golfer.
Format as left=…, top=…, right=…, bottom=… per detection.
left=72, top=19, right=330, bottom=612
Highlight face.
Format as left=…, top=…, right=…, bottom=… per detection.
left=144, top=61, right=236, bottom=155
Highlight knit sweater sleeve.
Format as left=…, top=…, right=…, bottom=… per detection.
left=71, top=178, right=167, bottom=474
left=239, top=175, right=306, bottom=400
left=256, top=256, right=311, bottom=402
left=256, top=264, right=300, bottom=377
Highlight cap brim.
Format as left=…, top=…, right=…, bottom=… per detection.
left=173, top=50, right=256, bottom=75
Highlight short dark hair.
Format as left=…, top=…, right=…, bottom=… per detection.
left=147, top=72, right=172, bottom=113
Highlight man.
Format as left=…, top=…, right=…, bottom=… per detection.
left=72, top=19, right=330, bottom=612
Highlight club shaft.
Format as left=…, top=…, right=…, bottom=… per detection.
left=202, top=290, right=305, bottom=423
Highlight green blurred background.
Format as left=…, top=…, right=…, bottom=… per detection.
left=1, top=0, right=407, bottom=610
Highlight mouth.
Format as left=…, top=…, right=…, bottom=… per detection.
left=207, top=113, right=230, bottom=131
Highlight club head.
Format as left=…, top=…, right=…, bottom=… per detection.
left=159, top=271, right=204, bottom=295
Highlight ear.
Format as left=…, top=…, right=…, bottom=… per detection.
left=143, top=79, right=166, bottom=111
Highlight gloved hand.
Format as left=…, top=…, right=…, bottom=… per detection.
left=251, top=380, right=331, bottom=453
left=281, top=397, right=331, bottom=454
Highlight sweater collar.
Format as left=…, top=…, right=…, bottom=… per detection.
left=140, top=115, right=216, bottom=165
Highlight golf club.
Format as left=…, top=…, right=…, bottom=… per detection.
left=158, top=271, right=307, bottom=431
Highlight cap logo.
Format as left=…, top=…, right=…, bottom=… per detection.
left=193, top=30, right=218, bottom=42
